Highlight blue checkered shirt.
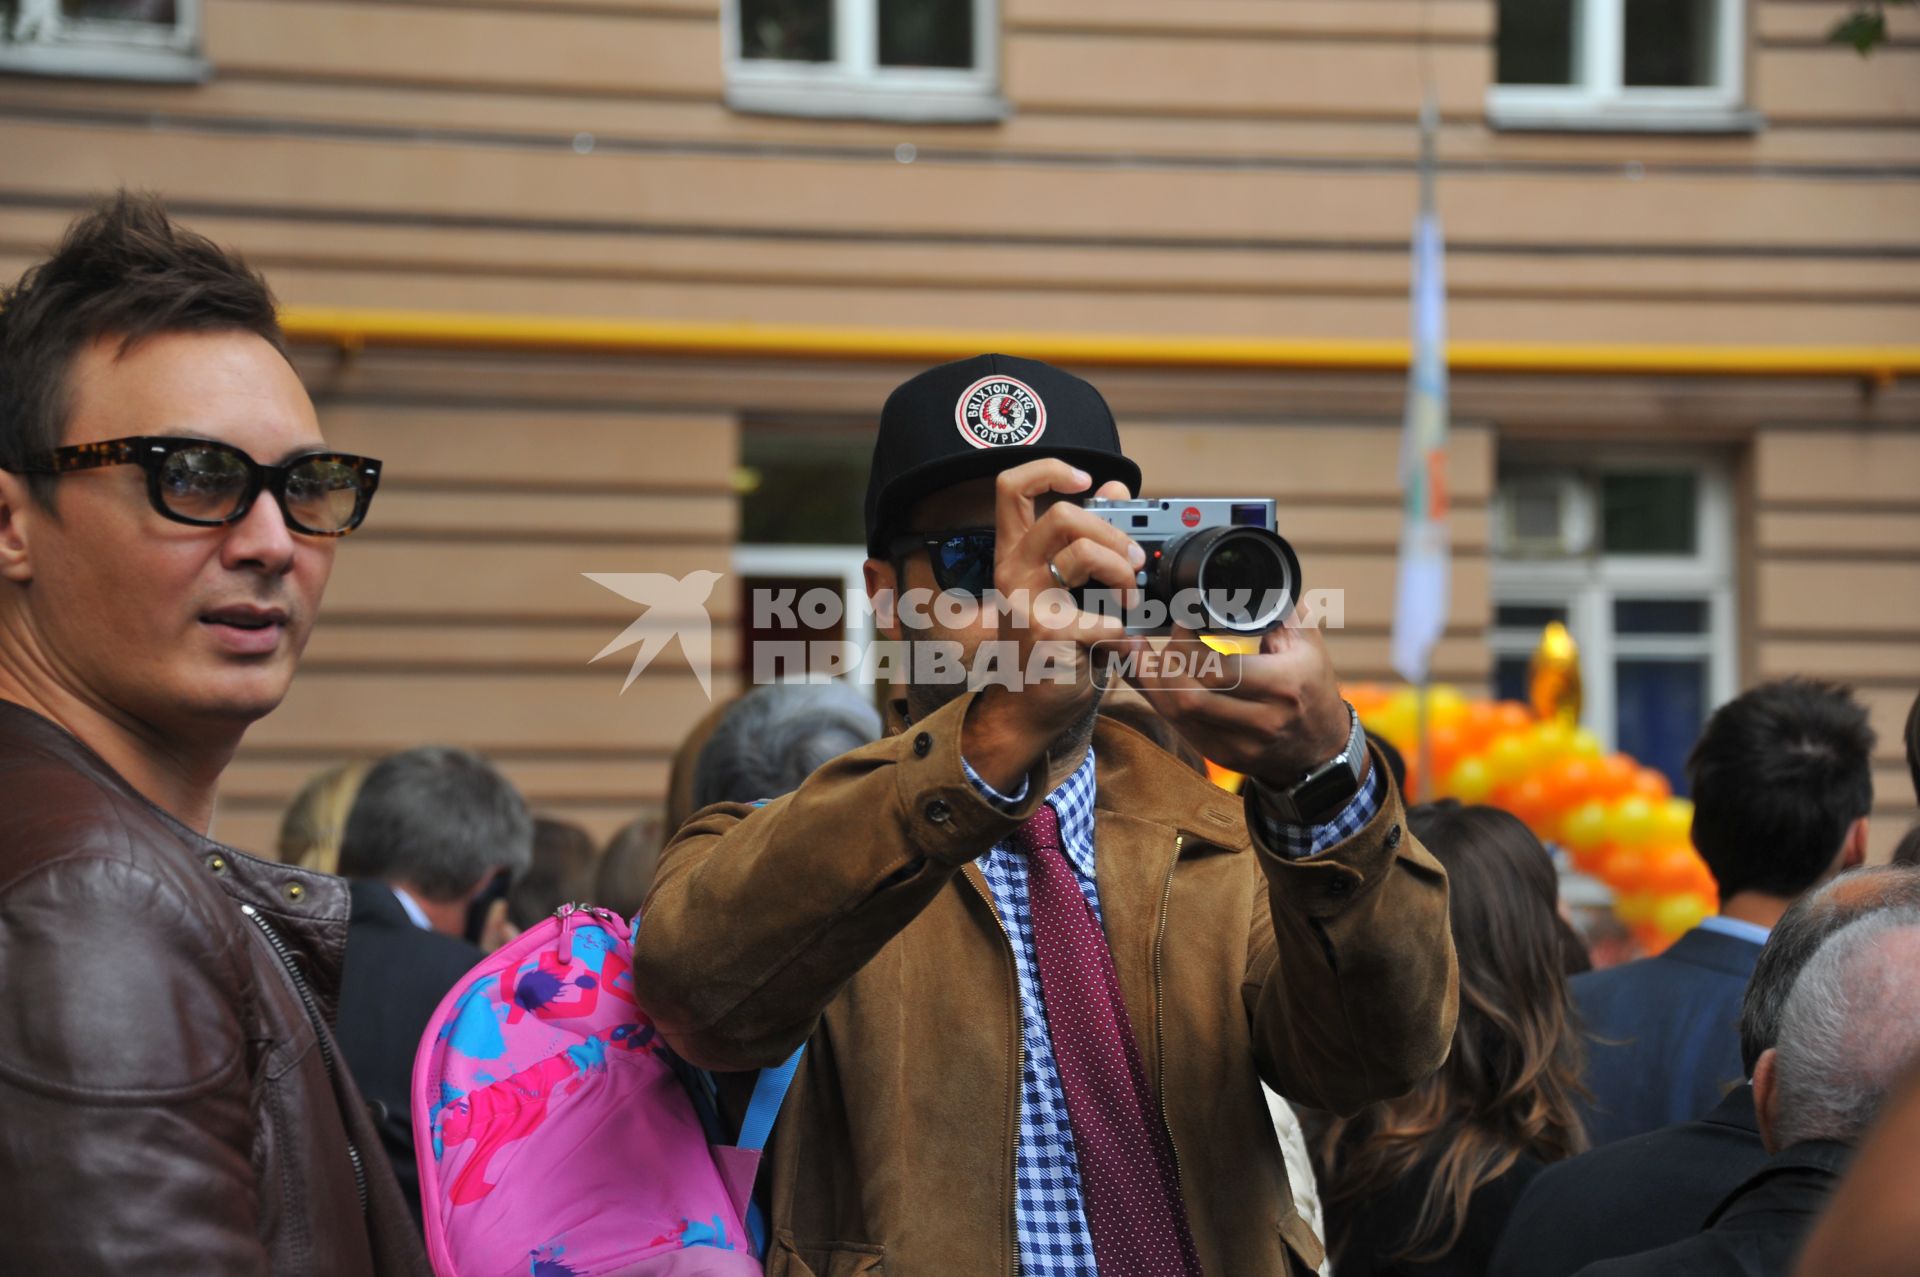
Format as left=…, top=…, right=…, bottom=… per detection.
left=964, top=743, right=1383, bottom=1275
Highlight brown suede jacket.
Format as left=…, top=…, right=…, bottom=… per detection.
left=634, top=689, right=1458, bottom=1277
left=0, top=701, right=429, bottom=1276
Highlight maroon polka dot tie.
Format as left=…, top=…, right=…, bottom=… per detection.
left=1012, top=802, right=1205, bottom=1277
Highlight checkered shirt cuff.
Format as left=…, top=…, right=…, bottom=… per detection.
left=962, top=755, right=1031, bottom=812
left=1250, top=764, right=1386, bottom=859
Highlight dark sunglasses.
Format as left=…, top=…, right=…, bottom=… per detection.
left=889, top=526, right=997, bottom=596
left=10, top=435, right=382, bottom=537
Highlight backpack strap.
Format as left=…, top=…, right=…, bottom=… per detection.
left=738, top=1044, right=803, bottom=1153
left=738, top=1044, right=804, bottom=1259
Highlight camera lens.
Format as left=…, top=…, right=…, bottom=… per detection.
left=1155, top=525, right=1301, bottom=635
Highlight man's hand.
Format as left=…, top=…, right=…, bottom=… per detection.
left=960, top=458, right=1140, bottom=792
left=1120, top=615, right=1362, bottom=799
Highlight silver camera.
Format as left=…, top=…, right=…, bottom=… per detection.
left=1080, top=497, right=1303, bottom=636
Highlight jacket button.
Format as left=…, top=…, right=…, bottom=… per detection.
left=204, top=853, right=227, bottom=875
left=1386, top=824, right=1402, bottom=850
left=283, top=881, right=306, bottom=902
left=913, top=732, right=932, bottom=758
left=924, top=799, right=952, bottom=824
left=1327, top=875, right=1354, bottom=897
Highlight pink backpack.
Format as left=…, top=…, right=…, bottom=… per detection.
left=412, top=903, right=801, bottom=1276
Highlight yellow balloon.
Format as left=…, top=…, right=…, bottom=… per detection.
left=1446, top=757, right=1495, bottom=803
left=1486, top=735, right=1534, bottom=786
left=1609, top=796, right=1659, bottom=847
left=1655, top=798, right=1695, bottom=845
left=1569, top=729, right=1603, bottom=759
left=1530, top=721, right=1574, bottom=761
left=1560, top=800, right=1609, bottom=852
left=1654, top=893, right=1712, bottom=936
left=1614, top=892, right=1660, bottom=926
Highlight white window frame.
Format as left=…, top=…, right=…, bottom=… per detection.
left=723, top=0, right=1005, bottom=123
left=732, top=543, right=878, bottom=685
left=1490, top=455, right=1738, bottom=756
left=1488, top=0, right=1757, bottom=133
left=0, top=0, right=206, bottom=81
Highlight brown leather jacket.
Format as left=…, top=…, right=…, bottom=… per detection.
left=0, top=701, right=430, bottom=1276
left=634, top=689, right=1459, bottom=1277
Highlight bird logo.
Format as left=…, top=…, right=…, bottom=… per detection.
left=584, top=570, right=725, bottom=698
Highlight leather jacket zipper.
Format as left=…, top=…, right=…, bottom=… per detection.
left=1152, top=836, right=1188, bottom=1198
left=240, top=903, right=370, bottom=1217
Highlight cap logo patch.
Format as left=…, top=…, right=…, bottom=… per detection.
left=956, top=376, right=1047, bottom=450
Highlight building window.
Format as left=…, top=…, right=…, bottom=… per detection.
left=0, top=0, right=205, bottom=81
left=725, top=0, right=1003, bottom=123
left=1490, top=457, right=1737, bottom=795
left=1489, top=0, right=1752, bottom=132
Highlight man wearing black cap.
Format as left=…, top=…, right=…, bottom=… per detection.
left=635, top=355, right=1457, bottom=1277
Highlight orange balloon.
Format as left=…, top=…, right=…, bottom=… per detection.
left=1596, top=754, right=1640, bottom=798
left=1494, top=702, right=1534, bottom=737
left=1632, top=922, right=1677, bottom=957
left=1646, top=843, right=1704, bottom=896
left=1598, top=844, right=1647, bottom=891
left=1569, top=840, right=1609, bottom=875
left=1629, top=768, right=1673, bottom=802
left=1428, top=723, right=1467, bottom=778
left=1687, top=857, right=1720, bottom=901
left=1460, top=701, right=1501, bottom=752
left=1508, top=775, right=1555, bottom=832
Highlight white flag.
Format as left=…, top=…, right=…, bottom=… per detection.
left=1391, top=99, right=1452, bottom=686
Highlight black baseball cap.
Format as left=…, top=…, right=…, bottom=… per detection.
left=863, top=353, right=1142, bottom=557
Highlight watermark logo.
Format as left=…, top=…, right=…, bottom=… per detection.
left=589, top=572, right=1346, bottom=699
left=584, top=570, right=722, bottom=697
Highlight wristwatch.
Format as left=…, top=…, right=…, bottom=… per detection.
left=1261, top=702, right=1368, bottom=826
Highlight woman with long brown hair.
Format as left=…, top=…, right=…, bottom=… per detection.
left=1310, top=801, right=1587, bottom=1275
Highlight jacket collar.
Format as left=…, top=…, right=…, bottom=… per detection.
left=0, top=697, right=356, bottom=1020
left=1662, top=923, right=1767, bottom=979
left=1705, top=1139, right=1852, bottom=1229
left=1091, top=714, right=1250, bottom=854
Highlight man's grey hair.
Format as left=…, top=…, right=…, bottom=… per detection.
left=1741, top=865, right=1920, bottom=1073
left=337, top=746, right=534, bottom=902
left=693, top=682, right=884, bottom=808
left=1770, top=907, right=1920, bottom=1149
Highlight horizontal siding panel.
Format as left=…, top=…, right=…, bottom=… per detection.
left=1124, top=421, right=1493, bottom=502
left=1273, top=552, right=1490, bottom=630
left=1861, top=687, right=1920, bottom=766
left=1006, top=0, right=1493, bottom=41
left=1757, top=561, right=1920, bottom=634
left=247, top=670, right=738, bottom=751
left=1870, top=815, right=1919, bottom=867
left=1007, top=31, right=1489, bottom=118
left=2, top=78, right=1916, bottom=167
left=1326, top=634, right=1490, bottom=683
left=361, top=489, right=735, bottom=542
left=315, top=407, right=737, bottom=493
left=322, top=541, right=739, bottom=620
left=300, top=620, right=743, bottom=673
left=1756, top=637, right=1920, bottom=682
left=204, top=0, right=721, bottom=99
left=1756, top=431, right=1920, bottom=505
left=10, top=122, right=1915, bottom=254
left=1757, top=510, right=1920, bottom=555
left=9, top=206, right=1917, bottom=304
left=222, top=755, right=673, bottom=806
left=1874, top=764, right=1918, bottom=810
left=211, top=798, right=661, bottom=859
left=1755, top=46, right=1920, bottom=122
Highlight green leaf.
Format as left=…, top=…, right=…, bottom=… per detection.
left=1828, top=9, right=1889, bottom=54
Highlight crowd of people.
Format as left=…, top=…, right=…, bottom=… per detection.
left=2, top=195, right=1918, bottom=1277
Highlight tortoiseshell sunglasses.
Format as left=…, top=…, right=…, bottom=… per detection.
left=9, top=435, right=382, bottom=537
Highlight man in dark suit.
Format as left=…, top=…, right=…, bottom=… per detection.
left=1490, top=864, right=1920, bottom=1277
left=1573, top=679, right=1874, bottom=1147
left=1569, top=908, right=1920, bottom=1276
left=333, top=746, right=534, bottom=1227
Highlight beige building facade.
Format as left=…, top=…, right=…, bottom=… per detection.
left=0, top=0, right=1914, bottom=857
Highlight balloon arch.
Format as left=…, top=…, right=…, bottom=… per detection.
left=1340, top=682, right=1716, bottom=955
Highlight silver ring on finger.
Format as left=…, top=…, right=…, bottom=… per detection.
left=1047, top=558, right=1069, bottom=590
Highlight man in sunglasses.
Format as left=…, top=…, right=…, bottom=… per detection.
left=0, top=195, right=426, bottom=1273
left=636, top=355, right=1458, bottom=1276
